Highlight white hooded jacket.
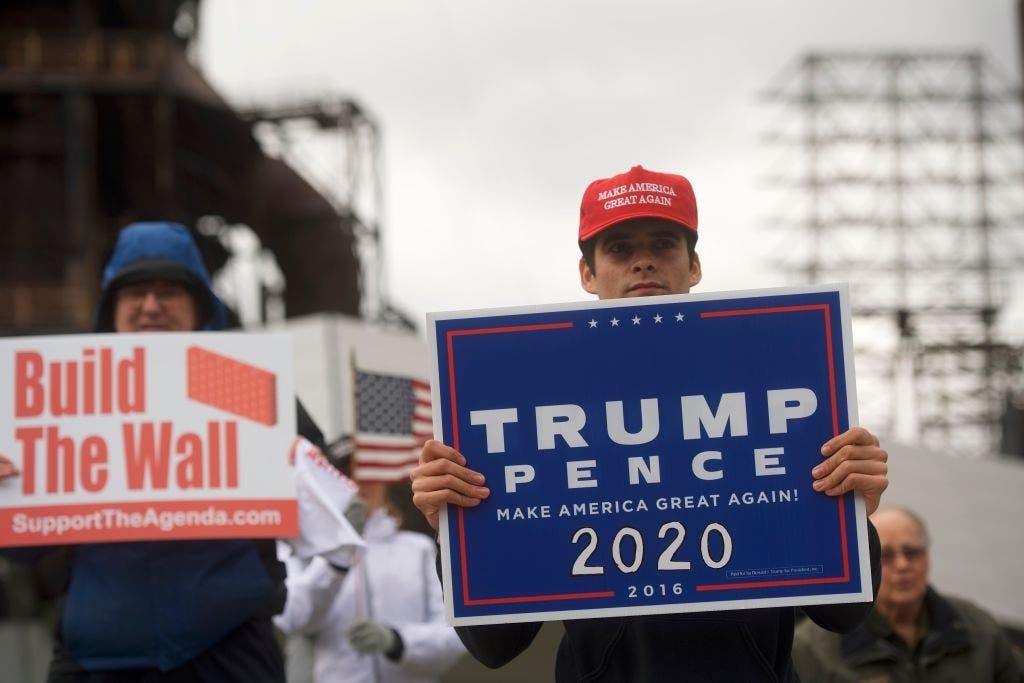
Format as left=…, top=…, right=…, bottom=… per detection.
left=275, top=509, right=466, bottom=683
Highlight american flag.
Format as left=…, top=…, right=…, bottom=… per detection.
left=353, top=370, right=432, bottom=482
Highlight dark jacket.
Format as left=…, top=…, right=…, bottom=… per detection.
left=56, top=222, right=284, bottom=672
left=456, top=522, right=881, bottom=682
left=792, top=586, right=1024, bottom=683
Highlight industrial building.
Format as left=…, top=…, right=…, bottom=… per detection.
left=1, top=1, right=1022, bottom=681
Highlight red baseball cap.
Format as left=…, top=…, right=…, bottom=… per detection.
left=578, top=165, right=698, bottom=243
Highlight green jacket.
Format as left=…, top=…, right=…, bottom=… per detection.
left=792, top=587, right=1023, bottom=683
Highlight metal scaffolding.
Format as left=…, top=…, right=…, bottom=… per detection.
left=762, top=51, right=1024, bottom=456
left=238, top=98, right=413, bottom=330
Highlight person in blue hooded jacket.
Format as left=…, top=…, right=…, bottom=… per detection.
left=2, top=222, right=289, bottom=682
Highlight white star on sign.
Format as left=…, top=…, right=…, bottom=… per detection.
left=588, top=319, right=598, bottom=328
left=632, top=315, right=641, bottom=325
left=653, top=314, right=663, bottom=323
left=610, top=317, right=620, bottom=327
left=675, top=313, right=685, bottom=322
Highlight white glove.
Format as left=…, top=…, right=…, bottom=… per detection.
left=347, top=619, right=399, bottom=657
left=344, top=495, right=368, bottom=535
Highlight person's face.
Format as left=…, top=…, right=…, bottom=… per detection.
left=113, top=279, right=199, bottom=333
left=579, top=219, right=701, bottom=300
left=357, top=481, right=388, bottom=512
left=873, top=509, right=930, bottom=614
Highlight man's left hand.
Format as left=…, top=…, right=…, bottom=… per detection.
left=812, top=427, right=889, bottom=515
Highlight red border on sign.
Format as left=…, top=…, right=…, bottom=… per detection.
left=444, top=302, right=851, bottom=608
left=445, top=322, right=614, bottom=606
left=694, top=303, right=850, bottom=591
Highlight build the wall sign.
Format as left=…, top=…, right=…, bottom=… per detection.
left=428, top=285, right=872, bottom=626
left=0, top=332, right=297, bottom=546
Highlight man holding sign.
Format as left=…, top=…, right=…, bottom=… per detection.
left=2, top=222, right=289, bottom=681
left=411, top=165, right=889, bottom=682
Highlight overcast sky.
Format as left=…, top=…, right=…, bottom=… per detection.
left=197, top=0, right=1021, bottom=331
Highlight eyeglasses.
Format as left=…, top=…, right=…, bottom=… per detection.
left=116, top=281, right=191, bottom=304
left=880, top=545, right=927, bottom=564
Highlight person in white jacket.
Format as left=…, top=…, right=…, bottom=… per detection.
left=275, top=480, right=466, bottom=683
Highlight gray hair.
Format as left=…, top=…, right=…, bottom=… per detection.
left=871, top=506, right=930, bottom=547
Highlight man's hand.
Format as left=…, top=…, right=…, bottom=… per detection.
left=0, top=455, right=19, bottom=481
left=812, top=427, right=889, bottom=515
left=410, top=440, right=489, bottom=532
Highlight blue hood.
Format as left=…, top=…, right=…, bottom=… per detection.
left=94, top=222, right=227, bottom=331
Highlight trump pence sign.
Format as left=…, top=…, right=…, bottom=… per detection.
left=428, top=285, right=872, bottom=625
left=0, top=332, right=297, bottom=546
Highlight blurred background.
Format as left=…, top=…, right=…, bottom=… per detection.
left=1, top=1, right=1023, bottom=680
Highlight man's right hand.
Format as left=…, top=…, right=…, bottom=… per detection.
left=0, top=455, right=19, bottom=480
left=410, top=440, right=489, bottom=532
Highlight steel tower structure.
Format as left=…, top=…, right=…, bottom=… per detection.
left=237, top=98, right=413, bottom=330
left=762, top=52, right=1024, bottom=456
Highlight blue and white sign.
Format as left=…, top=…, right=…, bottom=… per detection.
left=428, top=285, right=872, bottom=626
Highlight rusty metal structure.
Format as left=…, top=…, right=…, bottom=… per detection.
left=237, top=98, right=410, bottom=327
left=762, top=51, right=1024, bottom=456
left=0, top=0, right=363, bottom=335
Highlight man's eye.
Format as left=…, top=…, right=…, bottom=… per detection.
left=121, top=286, right=147, bottom=298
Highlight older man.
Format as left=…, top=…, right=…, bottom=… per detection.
left=793, top=506, right=1024, bottom=682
